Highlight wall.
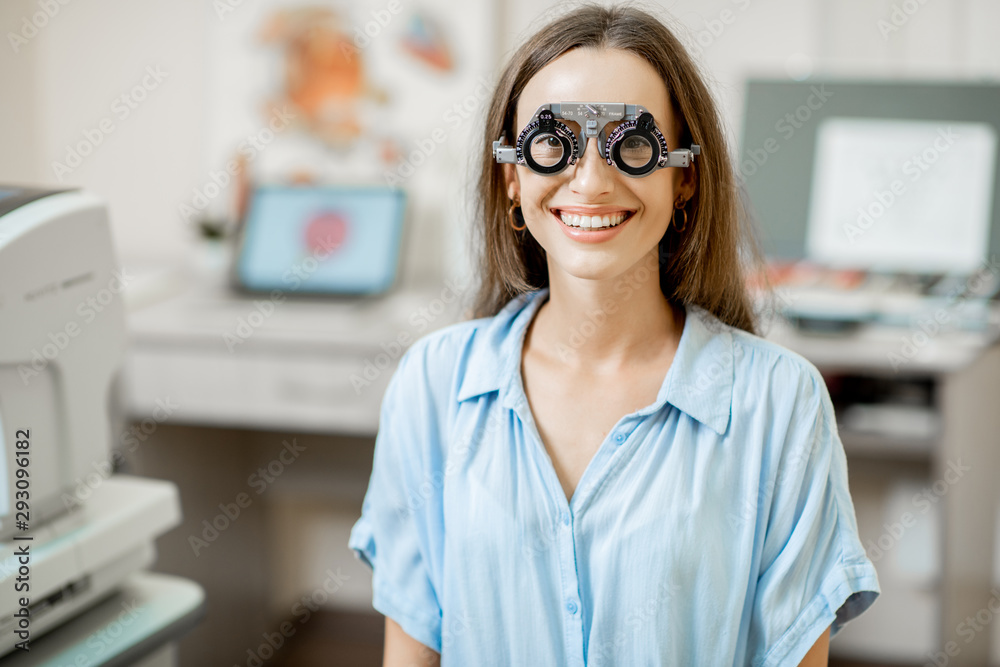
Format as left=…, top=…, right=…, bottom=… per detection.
left=0, top=0, right=495, bottom=289
left=501, top=0, right=1000, bottom=151
left=4, top=0, right=1000, bottom=662
left=2, top=0, right=997, bottom=268
left=1, top=0, right=208, bottom=263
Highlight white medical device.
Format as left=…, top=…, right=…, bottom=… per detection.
left=0, top=186, right=182, bottom=655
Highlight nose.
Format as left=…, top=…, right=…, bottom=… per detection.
left=568, top=135, right=614, bottom=198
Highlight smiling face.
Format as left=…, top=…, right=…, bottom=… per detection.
left=505, top=47, right=695, bottom=282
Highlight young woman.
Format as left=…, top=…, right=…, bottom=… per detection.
left=350, top=5, right=880, bottom=665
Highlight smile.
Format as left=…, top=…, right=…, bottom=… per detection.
left=553, top=209, right=634, bottom=230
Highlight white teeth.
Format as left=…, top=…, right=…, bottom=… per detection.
left=557, top=211, right=628, bottom=229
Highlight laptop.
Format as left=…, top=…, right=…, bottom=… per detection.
left=230, top=185, right=407, bottom=298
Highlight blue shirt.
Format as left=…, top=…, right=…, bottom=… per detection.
left=349, top=286, right=880, bottom=666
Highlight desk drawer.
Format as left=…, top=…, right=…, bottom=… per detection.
left=120, top=345, right=392, bottom=436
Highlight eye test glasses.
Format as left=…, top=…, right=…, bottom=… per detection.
left=493, top=102, right=700, bottom=177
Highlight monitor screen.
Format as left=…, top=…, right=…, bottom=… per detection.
left=740, top=79, right=1000, bottom=272
left=806, top=117, right=997, bottom=273
left=234, top=185, right=406, bottom=295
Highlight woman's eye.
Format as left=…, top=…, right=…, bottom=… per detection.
left=529, top=133, right=566, bottom=167
left=531, top=135, right=562, bottom=153
left=617, top=135, right=654, bottom=168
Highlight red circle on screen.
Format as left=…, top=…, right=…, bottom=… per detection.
left=305, top=211, right=349, bottom=256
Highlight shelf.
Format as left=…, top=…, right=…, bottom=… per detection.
left=839, top=430, right=937, bottom=460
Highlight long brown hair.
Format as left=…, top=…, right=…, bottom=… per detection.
left=467, top=3, right=763, bottom=334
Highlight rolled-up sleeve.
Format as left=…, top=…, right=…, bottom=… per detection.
left=749, top=363, right=880, bottom=667
left=348, top=342, right=447, bottom=652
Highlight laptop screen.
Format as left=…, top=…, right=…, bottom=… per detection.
left=234, top=185, right=406, bottom=296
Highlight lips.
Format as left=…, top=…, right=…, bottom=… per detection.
left=551, top=208, right=635, bottom=230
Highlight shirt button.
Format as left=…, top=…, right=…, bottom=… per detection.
left=614, top=432, right=625, bottom=444
left=565, top=600, right=578, bottom=614
left=560, top=511, right=570, bottom=526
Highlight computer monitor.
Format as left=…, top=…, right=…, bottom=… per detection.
left=740, top=79, right=1000, bottom=274
left=232, top=185, right=407, bottom=296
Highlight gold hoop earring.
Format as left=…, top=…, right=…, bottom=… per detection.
left=508, top=199, right=526, bottom=231
left=673, top=198, right=688, bottom=233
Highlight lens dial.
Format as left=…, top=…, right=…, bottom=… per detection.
left=516, top=109, right=579, bottom=175
left=605, top=112, right=669, bottom=176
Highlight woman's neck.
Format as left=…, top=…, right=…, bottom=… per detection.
left=529, top=255, right=685, bottom=373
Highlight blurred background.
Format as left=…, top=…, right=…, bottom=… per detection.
left=1, top=0, right=999, bottom=665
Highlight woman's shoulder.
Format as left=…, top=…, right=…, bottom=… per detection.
left=386, top=290, right=543, bottom=417
left=390, top=304, right=510, bottom=387
left=691, top=308, right=840, bottom=472
left=393, top=317, right=488, bottom=391
left=691, top=305, right=829, bottom=409
left=399, top=289, right=541, bottom=376
left=405, top=317, right=489, bottom=361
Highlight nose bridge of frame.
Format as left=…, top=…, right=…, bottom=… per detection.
left=576, top=115, right=612, bottom=160
left=582, top=117, right=601, bottom=157
left=577, top=129, right=606, bottom=164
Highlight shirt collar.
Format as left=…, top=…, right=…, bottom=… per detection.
left=456, top=287, right=734, bottom=435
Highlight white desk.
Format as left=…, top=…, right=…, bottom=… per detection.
left=119, top=268, right=1000, bottom=666
left=766, top=314, right=1000, bottom=666
left=121, top=265, right=468, bottom=435
left=115, top=265, right=470, bottom=665
left=0, top=572, right=205, bottom=667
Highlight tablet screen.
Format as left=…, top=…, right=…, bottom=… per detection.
left=234, top=186, right=405, bottom=295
